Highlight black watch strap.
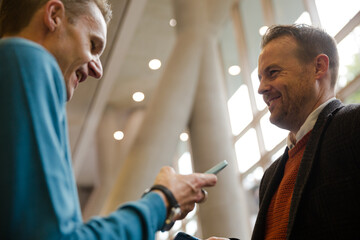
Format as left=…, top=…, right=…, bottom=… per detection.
left=143, top=184, right=181, bottom=231
left=148, top=185, right=179, bottom=209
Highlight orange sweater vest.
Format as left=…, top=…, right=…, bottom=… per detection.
left=264, top=131, right=312, bottom=239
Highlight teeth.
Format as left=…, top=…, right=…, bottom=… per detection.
left=267, top=97, right=275, bottom=106
left=268, top=97, right=280, bottom=106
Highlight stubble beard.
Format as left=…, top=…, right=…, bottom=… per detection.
left=269, top=90, right=305, bottom=132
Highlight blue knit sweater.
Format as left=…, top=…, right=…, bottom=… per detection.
left=0, top=38, right=166, bottom=240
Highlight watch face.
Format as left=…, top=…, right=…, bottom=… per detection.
left=162, top=206, right=181, bottom=231
left=167, top=206, right=181, bottom=223
left=172, top=206, right=181, bottom=219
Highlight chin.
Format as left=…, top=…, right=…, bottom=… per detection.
left=269, top=114, right=281, bottom=127
left=66, top=89, right=74, bottom=101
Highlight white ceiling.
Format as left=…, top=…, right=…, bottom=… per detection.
left=66, top=0, right=176, bottom=186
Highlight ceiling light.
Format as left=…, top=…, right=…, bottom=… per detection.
left=259, top=26, right=268, bottom=36
left=180, top=132, right=189, bottom=142
left=228, top=65, right=241, bottom=76
left=113, top=131, right=124, bottom=141
left=132, top=92, right=145, bottom=102
left=148, top=59, right=161, bottom=70
left=169, top=18, right=177, bottom=27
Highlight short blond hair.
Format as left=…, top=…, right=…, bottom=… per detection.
left=62, top=0, right=112, bottom=25
left=0, top=0, right=112, bottom=37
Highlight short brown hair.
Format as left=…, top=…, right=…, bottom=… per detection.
left=261, top=24, right=339, bottom=88
left=62, top=0, right=112, bottom=25
left=0, top=0, right=112, bottom=37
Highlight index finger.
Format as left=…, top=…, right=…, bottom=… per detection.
left=191, top=173, right=217, bottom=188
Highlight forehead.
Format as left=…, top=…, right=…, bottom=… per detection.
left=78, top=3, right=107, bottom=44
left=258, top=36, right=299, bottom=69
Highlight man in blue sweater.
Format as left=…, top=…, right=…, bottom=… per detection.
left=0, top=0, right=217, bottom=239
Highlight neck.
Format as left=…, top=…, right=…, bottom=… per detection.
left=292, top=89, right=335, bottom=134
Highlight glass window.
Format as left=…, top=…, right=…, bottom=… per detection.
left=242, top=166, right=263, bottom=229
left=228, top=84, right=253, bottom=135
left=186, top=204, right=197, bottom=219
left=344, top=88, right=360, bottom=104
left=235, top=128, right=260, bottom=173
left=294, top=11, right=312, bottom=25
left=242, top=166, right=264, bottom=190
left=271, top=147, right=287, bottom=162
left=185, top=219, right=198, bottom=236
left=239, top=0, right=264, bottom=70
left=337, top=25, right=360, bottom=90
left=260, top=112, right=288, bottom=151
left=272, top=0, right=306, bottom=24
left=178, top=152, right=193, bottom=175
left=251, top=68, right=267, bottom=111
left=219, top=19, right=243, bottom=98
left=315, top=0, right=360, bottom=36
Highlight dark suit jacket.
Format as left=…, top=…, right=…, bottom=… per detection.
left=251, top=100, right=360, bottom=240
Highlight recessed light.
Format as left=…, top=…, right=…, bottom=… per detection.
left=180, top=132, right=189, bottom=142
left=113, top=131, right=124, bottom=141
left=149, top=59, right=161, bottom=70
left=228, top=65, right=241, bottom=76
left=169, top=18, right=177, bottom=27
left=132, top=92, right=145, bottom=102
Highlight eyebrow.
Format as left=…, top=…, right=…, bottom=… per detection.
left=264, top=64, right=279, bottom=72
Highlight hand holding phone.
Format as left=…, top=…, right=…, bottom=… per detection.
left=205, top=160, right=228, bottom=175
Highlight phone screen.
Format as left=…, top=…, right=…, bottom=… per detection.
left=204, top=160, right=228, bottom=174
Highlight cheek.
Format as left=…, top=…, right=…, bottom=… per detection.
left=73, top=49, right=92, bottom=69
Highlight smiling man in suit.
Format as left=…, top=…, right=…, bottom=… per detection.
left=252, top=24, right=360, bottom=239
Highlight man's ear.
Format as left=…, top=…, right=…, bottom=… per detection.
left=43, top=0, right=65, bottom=32
left=314, top=54, right=330, bottom=80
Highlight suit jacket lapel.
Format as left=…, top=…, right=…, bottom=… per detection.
left=287, top=99, right=344, bottom=238
left=252, top=148, right=289, bottom=240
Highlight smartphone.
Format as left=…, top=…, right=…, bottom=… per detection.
left=204, top=160, right=228, bottom=174
left=174, top=232, right=199, bottom=240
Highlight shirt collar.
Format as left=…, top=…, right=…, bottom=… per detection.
left=286, top=97, right=336, bottom=149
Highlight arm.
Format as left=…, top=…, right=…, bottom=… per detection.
left=0, top=38, right=217, bottom=240
left=74, top=168, right=216, bottom=240
left=72, top=192, right=166, bottom=240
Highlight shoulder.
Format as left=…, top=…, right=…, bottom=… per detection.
left=317, top=99, right=360, bottom=129
left=331, top=103, right=360, bottom=126
left=1, top=38, right=48, bottom=56
left=337, top=103, right=360, bottom=115
left=0, top=38, right=66, bottom=103
left=1, top=38, right=49, bottom=54
left=319, top=102, right=360, bottom=156
left=0, top=38, right=59, bottom=70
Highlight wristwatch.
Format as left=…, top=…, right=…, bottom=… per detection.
left=143, top=184, right=181, bottom=231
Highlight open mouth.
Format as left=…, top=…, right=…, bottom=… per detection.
left=76, top=69, right=87, bottom=84
left=264, top=95, right=281, bottom=111
left=268, top=96, right=280, bottom=106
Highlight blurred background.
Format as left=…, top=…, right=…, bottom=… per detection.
left=67, top=0, right=360, bottom=239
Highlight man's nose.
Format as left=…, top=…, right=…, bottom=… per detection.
left=258, top=79, right=268, bottom=95
left=88, top=57, right=103, bottom=79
